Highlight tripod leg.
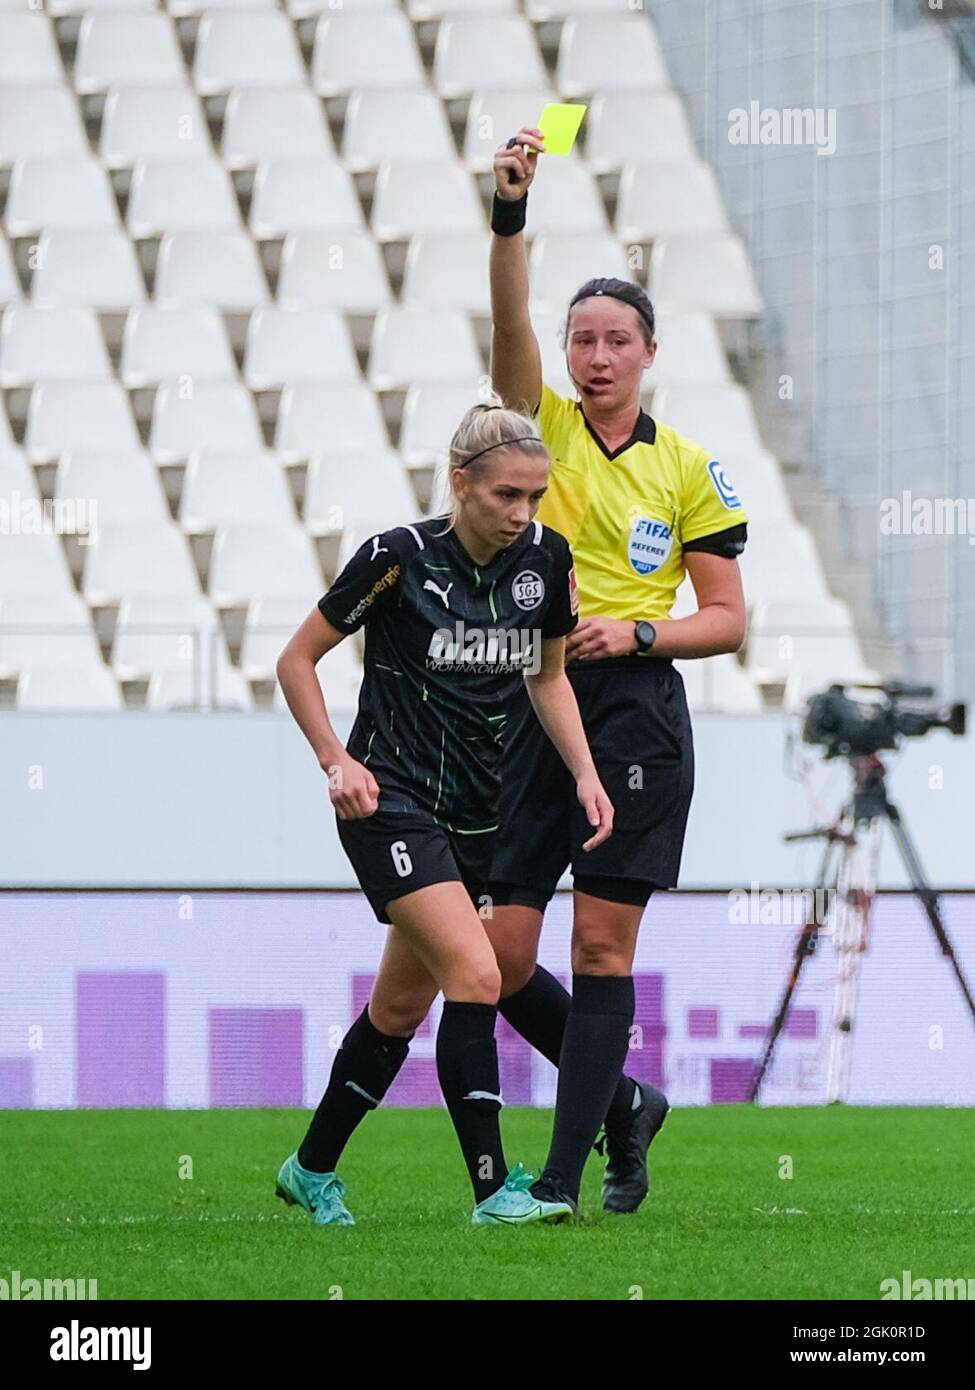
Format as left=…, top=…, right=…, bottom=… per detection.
left=826, top=818, right=880, bottom=1103
left=750, top=834, right=839, bottom=1102
left=885, top=800, right=975, bottom=1026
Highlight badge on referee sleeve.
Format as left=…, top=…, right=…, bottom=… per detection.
left=568, top=566, right=580, bottom=615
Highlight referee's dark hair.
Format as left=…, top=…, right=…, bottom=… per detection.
left=435, top=389, right=549, bottom=533
left=562, top=278, right=656, bottom=349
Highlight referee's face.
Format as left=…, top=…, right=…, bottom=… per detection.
left=565, top=299, right=656, bottom=412
left=453, top=451, right=550, bottom=552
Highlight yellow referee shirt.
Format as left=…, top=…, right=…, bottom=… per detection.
left=532, top=383, right=749, bottom=622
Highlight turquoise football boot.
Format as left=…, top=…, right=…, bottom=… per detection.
left=275, top=1152, right=355, bottom=1227
left=471, top=1161, right=574, bottom=1227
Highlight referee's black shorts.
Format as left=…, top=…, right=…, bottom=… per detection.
left=488, top=656, right=695, bottom=912
left=337, top=808, right=496, bottom=925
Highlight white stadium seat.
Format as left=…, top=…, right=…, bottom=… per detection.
left=17, top=663, right=123, bottom=711
left=674, top=655, right=762, bottom=713
left=5, top=158, right=119, bottom=236
left=0, top=307, right=111, bottom=386
left=194, top=12, right=306, bottom=93
left=0, top=531, right=76, bottom=598
left=399, top=383, right=492, bottom=467
left=241, top=594, right=314, bottom=679
left=650, top=235, right=764, bottom=318
left=249, top=162, right=363, bottom=238
left=180, top=451, right=296, bottom=531
left=274, top=382, right=389, bottom=462
left=0, top=86, right=88, bottom=162
left=0, top=446, right=38, bottom=497
left=303, top=450, right=416, bottom=535
left=25, top=381, right=140, bottom=461
left=312, top=14, right=426, bottom=95
left=154, top=230, right=269, bottom=310
left=528, top=233, right=631, bottom=315
left=291, top=0, right=399, bottom=15
left=616, top=160, right=731, bottom=241
left=244, top=307, right=360, bottom=389
left=343, top=90, right=456, bottom=171
left=528, top=313, right=576, bottom=396
left=527, top=0, right=648, bottom=16
left=401, top=234, right=492, bottom=313
left=586, top=91, right=698, bottom=171
left=127, top=159, right=241, bottom=237
left=56, top=450, right=170, bottom=524
left=367, top=308, right=483, bottom=390
left=738, top=521, right=832, bottom=604
left=112, top=593, right=224, bottom=680
left=646, top=310, right=731, bottom=388
left=100, top=87, right=214, bottom=167
left=556, top=16, right=671, bottom=95
left=208, top=522, right=323, bottom=606
left=463, top=88, right=558, bottom=172
left=149, top=382, right=264, bottom=463
left=0, top=237, right=20, bottom=308
left=0, top=593, right=102, bottom=679
left=0, top=14, right=64, bottom=84
left=651, top=384, right=765, bottom=458
left=30, top=229, right=146, bottom=310
left=433, top=17, right=547, bottom=97
left=715, top=451, right=793, bottom=526
left=515, top=157, right=608, bottom=235
left=169, top=0, right=276, bottom=15
left=75, top=14, right=187, bottom=92
left=120, top=306, right=237, bottom=388
left=276, top=231, right=392, bottom=312
left=222, top=88, right=335, bottom=169
left=83, top=522, right=202, bottom=604
left=746, top=599, right=877, bottom=705
left=371, top=161, right=485, bottom=241
left=408, top=0, right=517, bottom=16
left=146, top=664, right=253, bottom=711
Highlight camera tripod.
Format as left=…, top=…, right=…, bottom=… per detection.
left=750, top=751, right=975, bottom=1102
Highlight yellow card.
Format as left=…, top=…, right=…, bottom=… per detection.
left=537, top=103, right=587, bottom=156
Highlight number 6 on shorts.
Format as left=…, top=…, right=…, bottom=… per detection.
left=390, top=840, right=413, bottom=877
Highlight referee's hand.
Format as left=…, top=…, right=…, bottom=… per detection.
left=577, top=770, right=614, bottom=851
left=494, top=127, right=545, bottom=199
left=325, top=753, right=380, bottom=819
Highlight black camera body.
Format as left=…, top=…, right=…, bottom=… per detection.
left=802, top=681, right=967, bottom=760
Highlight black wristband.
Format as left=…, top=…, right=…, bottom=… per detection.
left=491, top=190, right=527, bottom=236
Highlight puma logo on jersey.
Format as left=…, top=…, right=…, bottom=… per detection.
left=423, top=579, right=453, bottom=608
left=370, top=535, right=389, bottom=561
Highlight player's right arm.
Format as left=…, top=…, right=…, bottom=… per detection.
left=489, top=126, right=544, bottom=416
left=276, top=530, right=404, bottom=819
left=276, top=608, right=379, bottom=819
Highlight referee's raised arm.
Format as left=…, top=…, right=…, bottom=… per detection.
left=489, top=126, right=544, bottom=416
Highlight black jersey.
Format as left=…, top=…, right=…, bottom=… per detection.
left=318, top=515, right=578, bottom=832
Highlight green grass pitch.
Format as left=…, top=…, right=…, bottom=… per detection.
left=4, top=1106, right=973, bottom=1300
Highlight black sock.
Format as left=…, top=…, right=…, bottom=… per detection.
left=298, top=1005, right=411, bottom=1173
left=536, top=974, right=635, bottom=1203
left=436, top=1000, right=507, bottom=1204
left=499, top=966, right=636, bottom=1118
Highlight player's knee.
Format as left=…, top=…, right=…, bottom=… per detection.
left=571, top=934, right=628, bottom=976
left=369, top=991, right=430, bottom=1037
left=446, top=957, right=502, bottom=1004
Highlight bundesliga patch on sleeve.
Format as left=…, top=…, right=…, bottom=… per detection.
left=568, top=566, right=579, bottom=615
left=707, top=460, right=742, bottom=509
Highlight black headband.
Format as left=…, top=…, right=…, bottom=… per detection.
left=571, top=286, right=655, bottom=337
left=458, top=435, right=541, bottom=468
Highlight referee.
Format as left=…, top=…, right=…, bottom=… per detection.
left=484, top=127, right=749, bottom=1214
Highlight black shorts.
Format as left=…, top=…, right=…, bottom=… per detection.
left=489, top=656, right=695, bottom=912
left=337, top=808, right=496, bottom=925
